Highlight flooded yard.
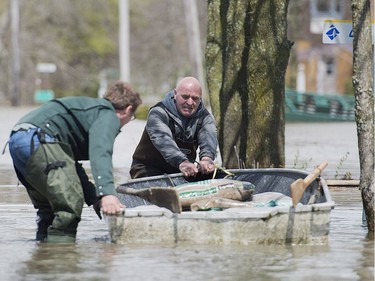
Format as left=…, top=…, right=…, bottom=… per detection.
left=0, top=186, right=373, bottom=281
left=0, top=106, right=372, bottom=280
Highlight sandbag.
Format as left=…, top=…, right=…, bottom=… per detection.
left=251, top=192, right=293, bottom=207
left=190, top=192, right=294, bottom=211
left=174, top=179, right=255, bottom=210
left=190, top=197, right=255, bottom=211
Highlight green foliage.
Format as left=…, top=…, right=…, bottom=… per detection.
left=35, top=0, right=118, bottom=99
left=1, top=0, right=208, bottom=105
left=54, top=80, right=100, bottom=98
left=59, top=3, right=117, bottom=60
left=135, top=104, right=150, bottom=120
left=59, top=9, right=116, bottom=65
left=342, top=171, right=353, bottom=180
left=335, top=152, right=350, bottom=180
left=292, top=150, right=312, bottom=169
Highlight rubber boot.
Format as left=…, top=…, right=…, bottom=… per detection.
left=47, top=227, right=76, bottom=243
left=36, top=210, right=54, bottom=242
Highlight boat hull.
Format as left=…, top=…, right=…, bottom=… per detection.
left=109, top=169, right=335, bottom=245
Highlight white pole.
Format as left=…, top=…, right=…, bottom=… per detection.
left=119, top=0, right=130, bottom=82
left=296, top=63, right=306, bottom=93
left=183, top=0, right=208, bottom=104
left=371, top=4, right=375, bottom=110
left=11, top=0, right=20, bottom=106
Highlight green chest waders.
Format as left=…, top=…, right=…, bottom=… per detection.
left=25, top=137, right=84, bottom=243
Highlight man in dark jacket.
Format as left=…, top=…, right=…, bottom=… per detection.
left=130, top=76, right=218, bottom=179
left=8, top=81, right=142, bottom=243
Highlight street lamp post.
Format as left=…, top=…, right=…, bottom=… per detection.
left=119, top=0, right=130, bottom=83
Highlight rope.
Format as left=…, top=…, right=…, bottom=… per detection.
left=212, top=164, right=235, bottom=179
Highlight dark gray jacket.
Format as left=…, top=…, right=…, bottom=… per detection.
left=131, top=91, right=218, bottom=173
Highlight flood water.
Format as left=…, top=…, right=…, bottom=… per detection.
left=0, top=186, right=373, bottom=281
left=0, top=106, right=373, bottom=280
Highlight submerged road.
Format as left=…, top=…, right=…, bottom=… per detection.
left=0, top=106, right=359, bottom=184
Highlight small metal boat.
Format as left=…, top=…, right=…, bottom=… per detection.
left=108, top=167, right=335, bottom=245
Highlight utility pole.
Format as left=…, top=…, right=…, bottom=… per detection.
left=119, top=0, right=130, bottom=82
left=11, top=0, right=20, bottom=106
left=183, top=0, right=208, bottom=105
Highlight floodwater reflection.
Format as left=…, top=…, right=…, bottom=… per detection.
left=18, top=243, right=120, bottom=280
left=0, top=186, right=373, bottom=281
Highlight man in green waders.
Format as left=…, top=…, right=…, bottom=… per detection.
left=8, top=81, right=142, bottom=243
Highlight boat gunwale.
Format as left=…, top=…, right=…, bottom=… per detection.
left=117, top=168, right=314, bottom=186
left=119, top=200, right=334, bottom=220
left=116, top=168, right=334, bottom=206
left=117, top=178, right=335, bottom=218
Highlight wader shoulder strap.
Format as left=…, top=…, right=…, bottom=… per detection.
left=2, top=141, right=9, bottom=155
left=33, top=130, right=67, bottom=175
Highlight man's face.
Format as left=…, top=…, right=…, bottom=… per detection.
left=174, top=89, right=201, bottom=117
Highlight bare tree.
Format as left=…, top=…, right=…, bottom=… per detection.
left=351, top=0, right=374, bottom=236
left=206, top=0, right=292, bottom=169
left=1, top=0, right=208, bottom=105
left=10, top=0, right=19, bottom=106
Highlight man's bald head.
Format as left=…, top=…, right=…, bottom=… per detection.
left=174, top=77, right=202, bottom=117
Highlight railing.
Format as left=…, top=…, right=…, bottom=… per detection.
left=285, top=89, right=355, bottom=122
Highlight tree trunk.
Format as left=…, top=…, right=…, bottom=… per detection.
left=351, top=0, right=374, bottom=236
left=206, top=0, right=292, bottom=169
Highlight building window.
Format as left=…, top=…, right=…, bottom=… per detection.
left=310, top=0, right=346, bottom=34
left=326, top=58, right=335, bottom=75
left=317, top=0, right=329, bottom=12
left=311, top=0, right=345, bottom=17
left=334, top=0, right=343, bottom=13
